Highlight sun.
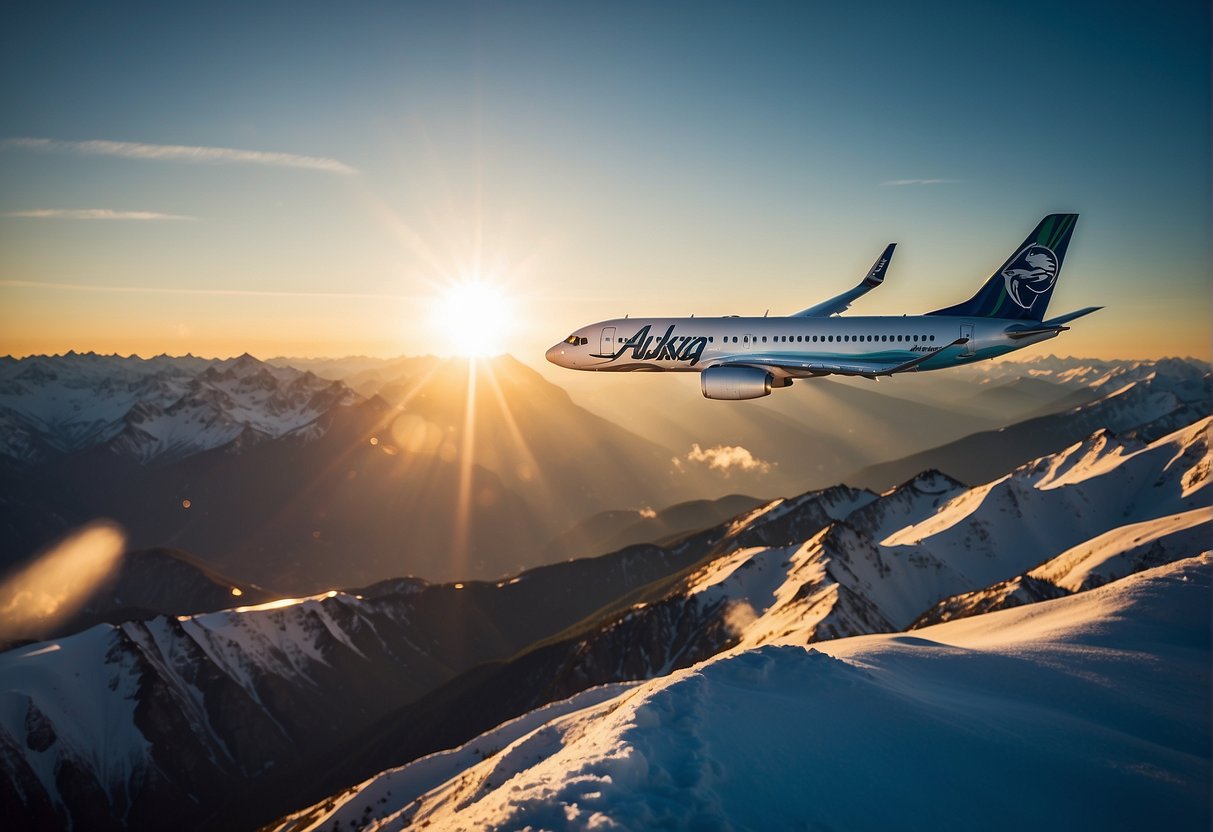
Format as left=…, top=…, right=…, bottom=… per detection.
left=430, top=280, right=515, bottom=357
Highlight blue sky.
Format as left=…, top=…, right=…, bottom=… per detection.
left=1, top=0, right=1208, bottom=359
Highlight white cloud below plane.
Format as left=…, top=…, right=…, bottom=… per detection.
left=679, top=443, right=773, bottom=474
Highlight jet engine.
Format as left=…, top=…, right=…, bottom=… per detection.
left=700, top=365, right=778, bottom=400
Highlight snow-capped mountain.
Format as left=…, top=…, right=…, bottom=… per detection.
left=106, top=357, right=357, bottom=464
left=911, top=505, right=1211, bottom=625
left=0, top=538, right=720, bottom=830
left=1, top=362, right=1209, bottom=830
left=0, top=591, right=451, bottom=830
left=956, top=354, right=1209, bottom=393
left=604, top=416, right=1209, bottom=654
left=0, top=354, right=708, bottom=591
left=851, top=361, right=1210, bottom=489
left=0, top=352, right=359, bottom=465
left=273, top=554, right=1211, bottom=832
left=295, top=414, right=1210, bottom=806
left=0, top=353, right=196, bottom=463
left=227, top=414, right=1205, bottom=820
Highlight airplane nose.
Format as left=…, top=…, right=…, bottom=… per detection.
left=545, top=344, right=565, bottom=366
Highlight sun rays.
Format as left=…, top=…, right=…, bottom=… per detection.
left=451, top=359, right=478, bottom=574
left=430, top=280, right=516, bottom=357
left=336, top=157, right=565, bottom=580
left=321, top=354, right=559, bottom=582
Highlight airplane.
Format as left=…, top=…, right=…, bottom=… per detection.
left=545, top=213, right=1100, bottom=399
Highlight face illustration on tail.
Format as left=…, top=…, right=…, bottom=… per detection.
left=1002, top=243, right=1060, bottom=309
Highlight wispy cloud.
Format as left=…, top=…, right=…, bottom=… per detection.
left=3, top=208, right=196, bottom=221
left=676, top=443, right=773, bottom=475
left=3, top=137, right=357, bottom=174
left=880, top=178, right=965, bottom=186
left=0, top=279, right=420, bottom=301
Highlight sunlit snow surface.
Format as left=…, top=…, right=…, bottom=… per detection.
left=276, top=554, right=1211, bottom=832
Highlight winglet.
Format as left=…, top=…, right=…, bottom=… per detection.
left=862, top=242, right=897, bottom=287
left=794, top=243, right=897, bottom=317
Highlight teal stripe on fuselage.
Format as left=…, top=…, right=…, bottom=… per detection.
left=589, top=315, right=966, bottom=367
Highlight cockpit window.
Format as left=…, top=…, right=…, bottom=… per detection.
left=565, top=335, right=579, bottom=345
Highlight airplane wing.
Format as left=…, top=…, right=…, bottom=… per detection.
left=716, top=337, right=969, bottom=380
left=792, top=243, right=896, bottom=317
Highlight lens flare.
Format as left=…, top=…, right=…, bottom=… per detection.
left=0, top=521, right=126, bottom=644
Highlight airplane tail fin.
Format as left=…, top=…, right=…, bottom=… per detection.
left=930, top=214, right=1078, bottom=321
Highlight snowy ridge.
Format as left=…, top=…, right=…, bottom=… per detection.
left=0, top=352, right=360, bottom=464
left=883, top=418, right=1207, bottom=554
left=852, top=358, right=1209, bottom=495
left=481, top=416, right=1210, bottom=710
left=826, top=418, right=1209, bottom=630
left=912, top=506, right=1212, bottom=626
left=846, top=469, right=967, bottom=541
left=1032, top=505, right=1211, bottom=590
left=283, top=555, right=1210, bottom=832
left=271, top=682, right=641, bottom=832
left=0, top=627, right=152, bottom=815
left=0, top=589, right=457, bottom=827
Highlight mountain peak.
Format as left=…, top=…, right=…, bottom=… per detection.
left=230, top=352, right=261, bottom=369
left=898, top=469, right=967, bottom=494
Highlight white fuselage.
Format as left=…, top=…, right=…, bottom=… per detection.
left=546, top=315, right=1054, bottom=377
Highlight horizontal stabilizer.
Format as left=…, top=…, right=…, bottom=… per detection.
left=1005, top=307, right=1102, bottom=339
left=1041, top=306, right=1103, bottom=327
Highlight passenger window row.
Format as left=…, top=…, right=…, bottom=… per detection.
left=722, top=334, right=938, bottom=344
left=574, top=333, right=939, bottom=347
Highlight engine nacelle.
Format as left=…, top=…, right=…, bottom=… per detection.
left=700, top=365, right=774, bottom=400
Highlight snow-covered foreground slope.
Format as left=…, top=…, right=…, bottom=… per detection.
left=279, top=554, right=1211, bottom=832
